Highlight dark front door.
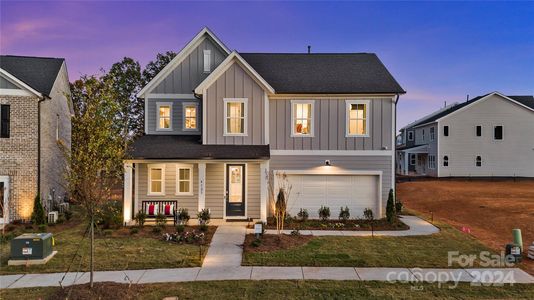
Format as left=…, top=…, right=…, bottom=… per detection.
left=225, top=164, right=245, bottom=217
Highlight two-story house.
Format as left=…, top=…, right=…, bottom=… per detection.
left=0, top=55, right=72, bottom=223
left=123, top=28, right=405, bottom=223
left=396, top=92, right=534, bottom=177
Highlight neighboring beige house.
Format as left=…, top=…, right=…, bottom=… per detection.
left=123, top=27, right=405, bottom=223
left=396, top=92, right=534, bottom=177
left=0, top=55, right=72, bottom=223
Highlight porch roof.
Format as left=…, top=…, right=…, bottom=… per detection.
left=128, top=135, right=270, bottom=160
left=396, top=144, right=429, bottom=154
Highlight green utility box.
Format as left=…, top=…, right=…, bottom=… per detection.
left=10, top=233, right=53, bottom=260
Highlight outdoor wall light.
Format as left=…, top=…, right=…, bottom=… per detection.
left=325, top=160, right=331, bottom=166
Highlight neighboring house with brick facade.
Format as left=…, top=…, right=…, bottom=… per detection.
left=0, top=55, right=72, bottom=223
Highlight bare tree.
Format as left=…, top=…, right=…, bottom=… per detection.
left=267, top=171, right=292, bottom=234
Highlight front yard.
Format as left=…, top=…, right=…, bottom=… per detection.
left=2, top=280, right=533, bottom=300
left=243, top=222, right=496, bottom=268
left=0, top=208, right=216, bottom=275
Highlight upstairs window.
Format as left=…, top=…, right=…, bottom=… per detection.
left=346, top=100, right=369, bottom=137
left=148, top=165, right=165, bottom=195
left=443, top=155, right=449, bottom=167
left=476, top=125, right=482, bottom=137
left=224, top=98, right=247, bottom=135
left=203, top=50, right=211, bottom=73
left=1, top=104, right=10, bottom=138
left=176, top=165, right=193, bottom=195
left=157, top=103, right=172, bottom=130
left=475, top=156, right=482, bottom=167
left=494, top=125, right=503, bottom=140
left=183, top=103, right=197, bottom=130
left=443, top=125, right=449, bottom=137
left=292, top=100, right=314, bottom=136
left=422, top=129, right=425, bottom=141
left=430, top=127, right=435, bottom=141
left=408, top=131, right=414, bottom=141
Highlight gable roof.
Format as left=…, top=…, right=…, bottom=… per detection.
left=137, top=27, right=231, bottom=97
left=0, top=55, right=64, bottom=96
left=240, top=53, right=405, bottom=94
left=408, top=92, right=534, bottom=128
left=194, top=51, right=275, bottom=94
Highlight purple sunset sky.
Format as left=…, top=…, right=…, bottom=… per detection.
left=1, top=1, right=533, bottom=129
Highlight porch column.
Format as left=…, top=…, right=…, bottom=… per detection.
left=260, top=161, right=269, bottom=222
left=198, top=162, right=206, bottom=212
left=123, top=162, right=133, bottom=224
left=404, top=153, right=409, bottom=175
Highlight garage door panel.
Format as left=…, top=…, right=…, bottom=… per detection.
left=286, top=174, right=378, bottom=219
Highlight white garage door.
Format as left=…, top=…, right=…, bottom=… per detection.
left=285, top=175, right=378, bottom=219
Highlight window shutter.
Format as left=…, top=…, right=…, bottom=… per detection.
left=0, top=104, right=10, bottom=138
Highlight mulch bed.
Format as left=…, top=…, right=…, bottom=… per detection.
left=259, top=218, right=409, bottom=231
left=244, top=234, right=312, bottom=253
left=106, top=225, right=217, bottom=245
left=49, top=282, right=140, bottom=300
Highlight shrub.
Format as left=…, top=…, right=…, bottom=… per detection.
left=176, top=224, right=185, bottom=233
left=290, top=229, right=300, bottom=236
left=134, top=210, right=147, bottom=227
left=155, top=213, right=167, bottom=227
left=284, top=213, right=294, bottom=224
left=386, top=189, right=396, bottom=223
left=96, top=200, right=123, bottom=229
left=339, top=206, right=350, bottom=222
left=177, top=208, right=190, bottom=225
left=64, top=210, right=73, bottom=221
left=38, top=224, right=47, bottom=232
left=363, top=208, right=374, bottom=222
left=102, top=229, right=113, bottom=236
left=395, top=200, right=403, bottom=214
left=56, top=215, right=66, bottom=224
left=251, top=238, right=262, bottom=247
left=130, top=227, right=139, bottom=235
left=318, top=206, right=330, bottom=221
left=197, top=208, right=211, bottom=225
left=297, top=208, right=309, bottom=221
left=199, top=224, right=208, bottom=232
left=31, top=194, right=47, bottom=225
left=152, top=226, right=162, bottom=234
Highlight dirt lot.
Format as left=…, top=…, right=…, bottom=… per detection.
left=397, top=179, right=534, bottom=275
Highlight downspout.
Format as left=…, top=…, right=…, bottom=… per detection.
left=37, top=95, right=51, bottom=198
left=394, top=93, right=400, bottom=191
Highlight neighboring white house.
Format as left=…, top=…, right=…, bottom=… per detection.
left=396, top=92, right=534, bottom=177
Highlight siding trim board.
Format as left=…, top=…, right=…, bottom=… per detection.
left=271, top=150, right=393, bottom=156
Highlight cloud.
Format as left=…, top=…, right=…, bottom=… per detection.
left=1, top=19, right=62, bottom=49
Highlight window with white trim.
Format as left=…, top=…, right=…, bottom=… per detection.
left=475, top=155, right=482, bottom=167
left=346, top=100, right=369, bottom=136
left=410, top=154, right=416, bottom=165
left=148, top=165, right=165, bottom=195
left=203, top=50, right=211, bottom=73
left=430, top=127, right=435, bottom=141
left=224, top=98, right=247, bottom=135
left=428, top=155, right=436, bottom=169
left=443, top=155, right=449, bottom=167
left=292, top=100, right=314, bottom=136
left=157, top=102, right=172, bottom=130
left=494, top=125, right=503, bottom=140
left=183, top=103, right=197, bottom=130
left=176, top=165, right=193, bottom=195
left=407, top=131, right=414, bottom=141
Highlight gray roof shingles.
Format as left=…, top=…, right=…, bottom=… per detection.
left=128, top=135, right=270, bottom=160
left=240, top=53, right=405, bottom=94
left=0, top=55, right=64, bottom=95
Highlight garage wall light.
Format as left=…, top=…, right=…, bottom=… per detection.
left=325, top=160, right=331, bottom=166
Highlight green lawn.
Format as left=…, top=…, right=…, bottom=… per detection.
left=0, top=210, right=212, bottom=275
left=1, top=281, right=533, bottom=300
left=243, top=222, right=497, bottom=268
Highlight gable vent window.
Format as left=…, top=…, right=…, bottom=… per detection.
left=443, top=125, right=449, bottom=137
left=494, top=125, right=503, bottom=140
left=476, top=125, right=482, bottom=137
left=0, top=104, right=10, bottom=138
left=443, top=155, right=449, bottom=167
left=475, top=156, right=482, bottom=167
left=203, top=50, right=211, bottom=73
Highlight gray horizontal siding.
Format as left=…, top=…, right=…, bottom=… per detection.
left=136, top=163, right=199, bottom=216
left=152, top=37, right=227, bottom=94
left=205, top=163, right=224, bottom=218
left=146, top=98, right=201, bottom=135
left=269, top=98, right=393, bottom=150
left=205, top=63, right=265, bottom=145
left=269, top=155, right=392, bottom=217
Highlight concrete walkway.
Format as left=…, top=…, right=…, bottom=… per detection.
left=2, top=267, right=533, bottom=289
left=247, top=215, right=440, bottom=236
left=202, top=225, right=246, bottom=268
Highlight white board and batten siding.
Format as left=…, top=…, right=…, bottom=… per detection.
left=438, top=94, right=534, bottom=177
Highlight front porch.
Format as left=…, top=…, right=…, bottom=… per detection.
left=123, top=160, right=269, bottom=225
left=397, top=145, right=430, bottom=176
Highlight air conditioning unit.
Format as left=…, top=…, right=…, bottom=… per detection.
left=48, top=211, right=58, bottom=224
